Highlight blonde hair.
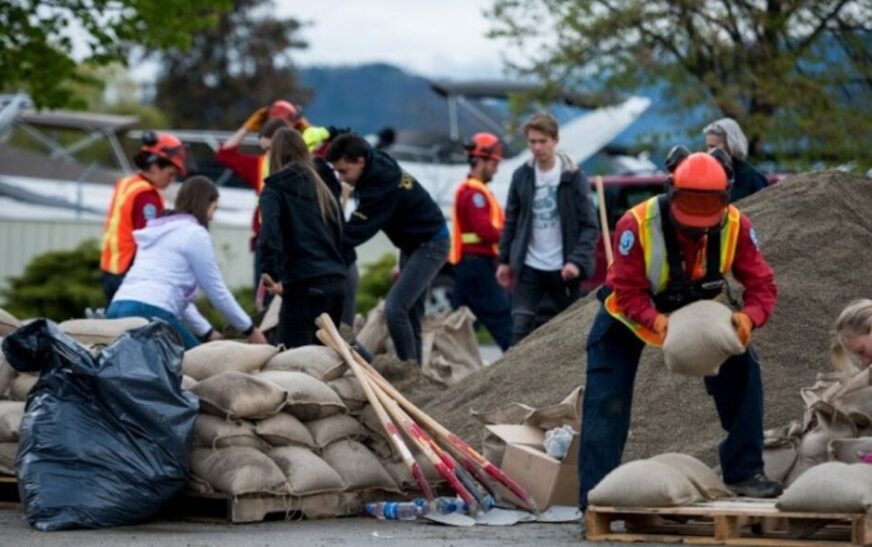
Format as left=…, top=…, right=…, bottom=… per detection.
left=830, top=299, right=872, bottom=372
left=268, top=127, right=341, bottom=225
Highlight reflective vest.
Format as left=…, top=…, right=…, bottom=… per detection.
left=100, top=174, right=164, bottom=274
left=448, top=177, right=505, bottom=265
left=303, top=126, right=330, bottom=152
left=604, top=196, right=741, bottom=347
left=255, top=154, right=270, bottom=194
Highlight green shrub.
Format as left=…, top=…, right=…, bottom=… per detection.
left=356, top=252, right=397, bottom=316
left=1, top=240, right=104, bottom=321
left=195, top=286, right=256, bottom=337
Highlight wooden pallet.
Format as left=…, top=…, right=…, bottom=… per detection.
left=166, top=489, right=413, bottom=524
left=0, top=476, right=19, bottom=510
left=585, top=499, right=872, bottom=546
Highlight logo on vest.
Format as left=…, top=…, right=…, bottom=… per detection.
left=619, top=230, right=634, bottom=256
left=143, top=203, right=158, bottom=220
left=472, top=193, right=486, bottom=208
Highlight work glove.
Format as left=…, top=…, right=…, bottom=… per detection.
left=243, top=107, right=269, bottom=132
left=653, top=313, right=669, bottom=344
left=732, top=312, right=753, bottom=347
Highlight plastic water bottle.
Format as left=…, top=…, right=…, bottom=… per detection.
left=544, top=425, right=574, bottom=461
left=365, top=499, right=428, bottom=520
left=433, top=495, right=496, bottom=514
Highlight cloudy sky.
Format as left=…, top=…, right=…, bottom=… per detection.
left=276, top=0, right=510, bottom=78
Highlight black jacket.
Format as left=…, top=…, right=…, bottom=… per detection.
left=731, top=158, right=768, bottom=202
left=259, top=163, right=347, bottom=287
left=498, top=154, right=600, bottom=277
left=343, top=149, right=445, bottom=255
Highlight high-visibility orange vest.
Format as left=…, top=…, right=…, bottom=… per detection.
left=255, top=154, right=270, bottom=193
left=604, top=196, right=741, bottom=347
left=100, top=174, right=164, bottom=274
left=449, top=177, right=505, bottom=265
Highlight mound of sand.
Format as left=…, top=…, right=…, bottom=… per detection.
left=421, top=171, right=872, bottom=464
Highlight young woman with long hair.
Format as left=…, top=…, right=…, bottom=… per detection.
left=107, top=176, right=268, bottom=348
left=258, top=127, right=346, bottom=348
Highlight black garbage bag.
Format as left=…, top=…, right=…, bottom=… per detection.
left=1, top=319, right=198, bottom=531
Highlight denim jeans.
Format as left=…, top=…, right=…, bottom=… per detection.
left=578, top=295, right=765, bottom=510
left=452, top=255, right=513, bottom=351
left=510, top=265, right=580, bottom=344
left=106, top=299, right=200, bottom=349
left=385, top=237, right=449, bottom=364
left=278, top=276, right=345, bottom=349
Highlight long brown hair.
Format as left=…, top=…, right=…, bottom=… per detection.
left=174, top=176, right=219, bottom=229
left=269, top=127, right=341, bottom=225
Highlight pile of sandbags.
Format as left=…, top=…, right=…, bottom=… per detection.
left=588, top=453, right=733, bottom=507
left=182, top=341, right=436, bottom=506
left=763, top=367, right=872, bottom=487
left=0, top=347, right=23, bottom=476
left=355, top=302, right=484, bottom=386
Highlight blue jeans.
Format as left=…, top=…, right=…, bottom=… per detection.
left=106, top=300, right=201, bottom=349
left=578, top=294, right=765, bottom=510
left=451, top=255, right=513, bottom=351
left=385, top=237, right=449, bottom=364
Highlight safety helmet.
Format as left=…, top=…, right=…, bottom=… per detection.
left=268, top=100, right=301, bottom=125
left=668, top=151, right=732, bottom=229
left=140, top=131, right=187, bottom=175
left=464, top=132, right=503, bottom=162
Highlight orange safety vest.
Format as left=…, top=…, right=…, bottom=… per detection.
left=604, top=196, right=741, bottom=347
left=100, top=174, right=165, bottom=274
left=255, top=154, right=270, bottom=194
left=448, top=177, right=505, bottom=265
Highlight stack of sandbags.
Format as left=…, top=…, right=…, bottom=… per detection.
left=0, top=330, right=24, bottom=476
left=763, top=366, right=872, bottom=486
left=588, top=453, right=733, bottom=507
left=183, top=342, right=409, bottom=505
left=355, top=303, right=484, bottom=386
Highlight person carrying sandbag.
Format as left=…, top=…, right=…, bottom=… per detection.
left=578, top=148, right=780, bottom=510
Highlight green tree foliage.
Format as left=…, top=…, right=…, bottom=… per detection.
left=1, top=241, right=103, bottom=321
left=488, top=0, right=872, bottom=167
left=356, top=253, right=397, bottom=316
left=154, top=0, right=309, bottom=129
left=0, top=0, right=231, bottom=109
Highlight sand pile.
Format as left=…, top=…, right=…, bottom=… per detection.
left=421, top=171, right=872, bottom=464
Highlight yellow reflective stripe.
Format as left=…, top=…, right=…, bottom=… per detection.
left=604, top=292, right=664, bottom=347
left=102, top=176, right=152, bottom=273
left=461, top=233, right=481, bottom=244
left=303, top=126, right=330, bottom=151
left=720, top=205, right=741, bottom=273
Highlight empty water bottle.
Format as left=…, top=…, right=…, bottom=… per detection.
left=365, top=499, right=428, bottom=520
left=434, top=496, right=464, bottom=514
left=544, top=425, right=575, bottom=461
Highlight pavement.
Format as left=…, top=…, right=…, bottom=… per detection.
left=0, top=509, right=662, bottom=547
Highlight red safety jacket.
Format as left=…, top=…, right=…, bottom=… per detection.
left=449, top=177, right=504, bottom=264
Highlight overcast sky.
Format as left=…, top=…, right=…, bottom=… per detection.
left=276, top=0, right=509, bottom=79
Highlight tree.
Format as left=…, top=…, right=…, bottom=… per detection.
left=487, top=0, right=872, bottom=167
left=0, top=0, right=231, bottom=109
left=154, top=0, right=309, bottom=129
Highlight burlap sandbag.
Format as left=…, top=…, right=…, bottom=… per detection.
left=190, top=447, right=289, bottom=496
left=58, top=317, right=149, bottom=345
left=322, top=440, right=400, bottom=492
left=192, top=414, right=266, bottom=450
left=0, top=401, right=24, bottom=443
left=9, top=372, right=38, bottom=401
left=269, top=446, right=346, bottom=495
left=650, top=453, right=732, bottom=500
left=259, top=295, right=281, bottom=333
left=328, top=376, right=368, bottom=413
left=525, top=386, right=583, bottom=430
left=763, top=444, right=799, bottom=483
left=381, top=450, right=443, bottom=489
left=181, top=375, right=197, bottom=390
left=786, top=409, right=856, bottom=485
left=588, top=460, right=703, bottom=507
left=0, top=442, right=16, bottom=475
left=182, top=341, right=279, bottom=380
left=420, top=307, right=483, bottom=387
left=828, top=437, right=872, bottom=464
left=663, top=301, right=745, bottom=376
left=255, top=413, right=316, bottom=448
left=356, top=302, right=389, bottom=355
left=0, top=308, right=20, bottom=336
left=777, top=462, right=872, bottom=512
left=263, top=345, right=346, bottom=382
left=191, top=371, right=288, bottom=420
left=257, top=370, right=346, bottom=421
left=306, top=414, right=367, bottom=448
left=0, top=346, right=14, bottom=398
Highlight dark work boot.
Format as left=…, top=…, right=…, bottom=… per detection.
left=726, top=473, right=783, bottom=498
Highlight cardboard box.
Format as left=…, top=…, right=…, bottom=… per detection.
left=483, top=424, right=546, bottom=448
left=498, top=432, right=580, bottom=510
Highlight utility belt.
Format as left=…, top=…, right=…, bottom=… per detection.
left=651, top=277, right=725, bottom=313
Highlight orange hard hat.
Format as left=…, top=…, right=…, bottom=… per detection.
left=141, top=131, right=187, bottom=175
left=268, top=100, right=300, bottom=125
left=465, top=132, right=503, bottom=161
left=670, top=152, right=729, bottom=229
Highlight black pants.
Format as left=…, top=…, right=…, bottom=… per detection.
left=277, top=276, right=346, bottom=349
left=511, top=265, right=580, bottom=344
left=452, top=255, right=513, bottom=351
left=100, top=271, right=125, bottom=304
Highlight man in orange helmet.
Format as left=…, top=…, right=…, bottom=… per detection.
left=578, top=148, right=781, bottom=510
left=448, top=133, right=513, bottom=351
left=100, top=131, right=186, bottom=302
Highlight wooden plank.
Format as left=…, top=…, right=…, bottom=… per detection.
left=851, top=513, right=872, bottom=546
left=714, top=515, right=740, bottom=541
left=588, top=501, right=861, bottom=520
